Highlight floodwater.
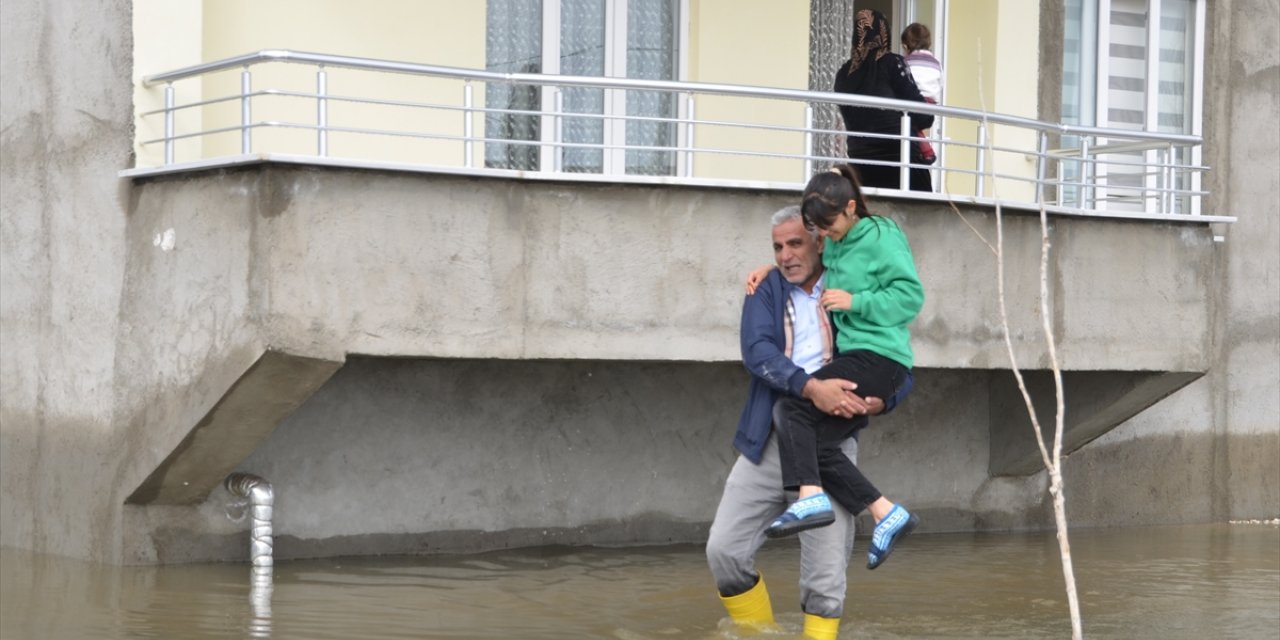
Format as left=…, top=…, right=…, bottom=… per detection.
left=2, top=524, right=1277, bottom=640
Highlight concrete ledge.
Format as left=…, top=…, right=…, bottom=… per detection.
left=989, top=370, right=1204, bottom=476
left=116, top=164, right=1217, bottom=372
left=125, top=350, right=344, bottom=505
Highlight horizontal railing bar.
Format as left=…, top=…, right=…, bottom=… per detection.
left=142, top=49, right=1202, bottom=145
left=137, top=91, right=274, bottom=116
left=216, top=122, right=851, bottom=164
left=139, top=111, right=1210, bottom=179
left=144, top=89, right=821, bottom=139
left=1039, top=173, right=1208, bottom=195
left=141, top=120, right=791, bottom=159
left=140, top=123, right=261, bottom=144
left=140, top=120, right=1210, bottom=201
left=1048, top=139, right=1197, bottom=156
left=142, top=120, right=967, bottom=173
left=138, top=96, right=1209, bottom=175
left=935, top=136, right=1208, bottom=173
left=140, top=88, right=473, bottom=118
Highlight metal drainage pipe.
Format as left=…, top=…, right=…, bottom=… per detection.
left=225, top=472, right=274, bottom=575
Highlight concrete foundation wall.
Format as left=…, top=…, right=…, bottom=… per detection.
left=1, top=0, right=134, bottom=559
left=1, top=0, right=272, bottom=562
left=1205, top=0, right=1280, bottom=520
left=126, top=361, right=1055, bottom=563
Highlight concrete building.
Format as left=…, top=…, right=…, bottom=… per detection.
left=1, top=0, right=1276, bottom=565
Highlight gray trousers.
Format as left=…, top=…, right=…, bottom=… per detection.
left=705, top=416, right=858, bottom=619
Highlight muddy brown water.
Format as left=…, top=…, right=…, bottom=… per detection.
left=2, top=523, right=1277, bottom=639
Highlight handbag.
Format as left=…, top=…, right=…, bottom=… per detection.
left=915, top=134, right=937, bottom=165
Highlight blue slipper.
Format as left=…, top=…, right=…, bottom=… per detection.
left=867, top=504, right=919, bottom=569
left=766, top=493, right=836, bottom=539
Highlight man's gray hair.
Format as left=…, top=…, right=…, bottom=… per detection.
left=770, top=205, right=818, bottom=239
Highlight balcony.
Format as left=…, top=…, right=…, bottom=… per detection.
left=126, top=50, right=1233, bottom=224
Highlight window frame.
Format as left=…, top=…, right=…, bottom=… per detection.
left=1093, top=0, right=1205, bottom=213
left=534, top=0, right=688, bottom=176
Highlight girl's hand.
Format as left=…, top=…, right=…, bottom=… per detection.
left=821, top=288, right=853, bottom=312
left=744, top=264, right=775, bottom=295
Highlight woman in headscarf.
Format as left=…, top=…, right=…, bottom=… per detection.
left=834, top=9, right=935, bottom=192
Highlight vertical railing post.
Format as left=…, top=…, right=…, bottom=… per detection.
left=463, top=81, right=474, bottom=168
left=899, top=112, right=911, bottom=190
left=553, top=88, right=564, bottom=173
left=1190, top=144, right=1203, bottom=215
left=164, top=83, right=175, bottom=165
left=1056, top=159, right=1065, bottom=208
left=1080, top=136, right=1093, bottom=210
left=684, top=94, right=695, bottom=179
left=975, top=122, right=987, bottom=198
left=240, top=67, right=252, bottom=154
left=1156, top=146, right=1169, bottom=215
left=803, top=105, right=814, bottom=181
left=1035, top=131, right=1048, bottom=205
left=1152, top=146, right=1162, bottom=213
left=316, top=66, right=328, bottom=157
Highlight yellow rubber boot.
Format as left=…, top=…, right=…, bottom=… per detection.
left=718, top=573, right=776, bottom=631
left=802, top=613, right=841, bottom=640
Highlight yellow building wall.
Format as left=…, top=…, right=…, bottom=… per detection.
left=198, top=0, right=486, bottom=166
left=133, top=0, right=205, bottom=167
left=135, top=0, right=1047, bottom=196
left=941, top=0, right=1040, bottom=200
left=687, top=0, right=810, bottom=182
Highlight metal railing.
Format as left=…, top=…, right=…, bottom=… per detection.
left=133, top=49, right=1223, bottom=222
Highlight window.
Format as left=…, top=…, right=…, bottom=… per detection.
left=485, top=0, right=681, bottom=176
left=485, top=0, right=544, bottom=172
left=1061, top=0, right=1204, bottom=212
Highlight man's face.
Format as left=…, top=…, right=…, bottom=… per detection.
left=772, top=217, right=822, bottom=288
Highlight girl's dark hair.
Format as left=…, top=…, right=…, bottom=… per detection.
left=902, top=23, right=932, bottom=52
left=801, top=164, right=873, bottom=229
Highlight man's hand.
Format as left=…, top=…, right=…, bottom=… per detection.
left=802, top=378, right=885, bottom=418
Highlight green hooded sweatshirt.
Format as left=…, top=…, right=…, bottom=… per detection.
left=822, top=216, right=924, bottom=368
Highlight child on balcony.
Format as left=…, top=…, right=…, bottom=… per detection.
left=902, top=22, right=942, bottom=166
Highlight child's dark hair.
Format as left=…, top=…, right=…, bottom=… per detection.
left=902, top=23, right=932, bottom=52
left=801, top=164, right=873, bottom=229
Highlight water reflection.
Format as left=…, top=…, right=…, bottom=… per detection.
left=1, top=523, right=1277, bottom=639
left=249, top=568, right=272, bottom=639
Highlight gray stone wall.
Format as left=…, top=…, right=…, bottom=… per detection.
left=1, top=0, right=135, bottom=559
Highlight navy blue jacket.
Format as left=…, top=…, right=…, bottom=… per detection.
left=733, top=269, right=913, bottom=463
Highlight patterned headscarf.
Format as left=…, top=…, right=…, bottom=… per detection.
left=848, top=9, right=892, bottom=76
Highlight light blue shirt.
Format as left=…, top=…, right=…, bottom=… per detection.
left=787, top=273, right=826, bottom=374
